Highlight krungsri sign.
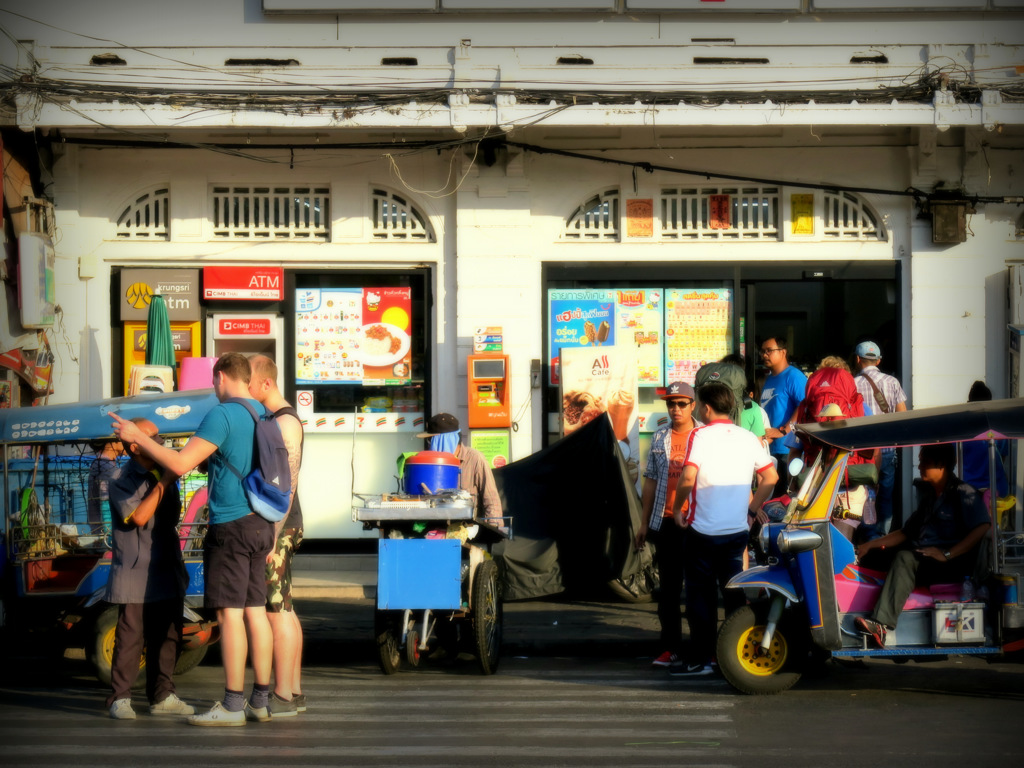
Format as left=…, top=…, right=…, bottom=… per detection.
left=119, top=268, right=200, bottom=322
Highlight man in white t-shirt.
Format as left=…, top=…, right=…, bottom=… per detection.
left=670, top=381, right=778, bottom=676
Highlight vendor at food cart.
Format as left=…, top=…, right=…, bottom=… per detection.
left=417, top=413, right=502, bottom=524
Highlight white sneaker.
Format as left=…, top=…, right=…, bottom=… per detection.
left=109, top=698, right=136, bottom=720
left=244, top=701, right=271, bottom=723
left=186, top=701, right=245, bottom=727
left=150, top=693, right=195, bottom=716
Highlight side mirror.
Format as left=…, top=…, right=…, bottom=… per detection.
left=788, top=457, right=804, bottom=477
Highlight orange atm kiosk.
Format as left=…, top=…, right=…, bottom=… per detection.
left=467, top=354, right=511, bottom=428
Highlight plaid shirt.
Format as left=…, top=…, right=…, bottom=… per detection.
left=855, top=366, right=906, bottom=415
left=856, top=366, right=907, bottom=455
left=643, top=423, right=695, bottom=531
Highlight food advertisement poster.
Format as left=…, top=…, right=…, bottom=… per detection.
left=664, top=288, right=732, bottom=384
left=560, top=345, right=641, bottom=491
left=295, top=287, right=412, bottom=385
left=547, top=289, right=616, bottom=386
left=614, top=288, right=664, bottom=386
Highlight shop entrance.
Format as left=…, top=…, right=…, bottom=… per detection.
left=543, top=260, right=901, bottom=448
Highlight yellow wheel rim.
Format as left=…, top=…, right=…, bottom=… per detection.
left=735, top=625, right=788, bottom=677
left=102, top=624, right=146, bottom=672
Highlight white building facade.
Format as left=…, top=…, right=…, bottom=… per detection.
left=1, top=1, right=1022, bottom=539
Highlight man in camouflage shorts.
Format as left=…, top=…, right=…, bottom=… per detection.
left=249, top=355, right=305, bottom=717
left=266, top=527, right=303, bottom=614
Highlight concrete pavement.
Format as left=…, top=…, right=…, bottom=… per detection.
left=291, top=553, right=665, bottom=659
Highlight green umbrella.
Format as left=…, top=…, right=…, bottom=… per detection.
left=145, top=292, right=176, bottom=374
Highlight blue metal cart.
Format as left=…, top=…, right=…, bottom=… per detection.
left=354, top=491, right=509, bottom=675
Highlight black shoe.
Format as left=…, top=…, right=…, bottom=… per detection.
left=669, top=662, right=714, bottom=677
left=854, top=616, right=888, bottom=648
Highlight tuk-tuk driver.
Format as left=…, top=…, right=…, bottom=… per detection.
left=854, top=442, right=990, bottom=648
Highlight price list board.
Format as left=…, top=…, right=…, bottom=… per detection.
left=663, top=288, right=733, bottom=384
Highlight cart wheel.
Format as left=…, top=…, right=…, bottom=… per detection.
left=90, top=605, right=145, bottom=688
left=173, top=645, right=209, bottom=676
left=405, top=629, right=421, bottom=667
left=374, top=611, right=402, bottom=675
left=471, top=560, right=502, bottom=675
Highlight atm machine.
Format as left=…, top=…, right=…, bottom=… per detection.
left=205, top=312, right=285, bottom=391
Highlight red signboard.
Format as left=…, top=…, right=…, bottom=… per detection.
left=217, top=317, right=272, bottom=336
left=709, top=195, right=731, bottom=230
left=203, top=266, right=283, bottom=301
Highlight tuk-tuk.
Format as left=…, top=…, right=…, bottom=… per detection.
left=718, top=398, right=1024, bottom=695
left=0, top=388, right=220, bottom=684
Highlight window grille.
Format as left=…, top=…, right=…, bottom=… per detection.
left=822, top=191, right=885, bottom=240
left=211, top=186, right=330, bottom=239
left=115, top=187, right=169, bottom=239
left=661, top=187, right=779, bottom=240
left=562, top=189, right=620, bottom=241
left=371, top=188, right=434, bottom=241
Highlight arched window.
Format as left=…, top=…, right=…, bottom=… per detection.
left=822, top=191, right=886, bottom=240
left=562, top=188, right=620, bottom=241
left=371, top=188, right=434, bottom=241
left=115, top=186, right=169, bottom=239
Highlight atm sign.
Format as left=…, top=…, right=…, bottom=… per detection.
left=218, top=318, right=271, bottom=336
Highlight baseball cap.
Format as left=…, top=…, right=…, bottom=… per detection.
left=661, top=381, right=695, bottom=401
left=855, top=341, right=881, bottom=361
left=416, top=412, right=460, bottom=438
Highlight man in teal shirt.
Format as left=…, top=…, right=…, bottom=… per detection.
left=111, top=352, right=277, bottom=726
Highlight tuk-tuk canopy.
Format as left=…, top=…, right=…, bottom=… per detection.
left=0, top=389, right=219, bottom=445
left=798, top=397, right=1024, bottom=451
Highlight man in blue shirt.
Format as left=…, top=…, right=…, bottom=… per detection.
left=758, top=336, right=807, bottom=496
left=110, top=353, right=276, bottom=726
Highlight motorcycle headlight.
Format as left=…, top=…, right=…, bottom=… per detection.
left=776, top=528, right=823, bottom=554
left=758, top=522, right=775, bottom=555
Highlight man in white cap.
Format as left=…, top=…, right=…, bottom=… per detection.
left=853, top=341, right=908, bottom=538
left=418, top=413, right=503, bottom=524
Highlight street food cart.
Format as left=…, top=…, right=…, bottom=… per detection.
left=353, top=454, right=509, bottom=675
left=0, top=389, right=219, bottom=684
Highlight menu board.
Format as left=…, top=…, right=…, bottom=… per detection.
left=295, top=287, right=412, bottom=385
left=664, top=288, right=732, bottom=384
left=547, top=289, right=616, bottom=386
left=614, top=289, right=664, bottom=386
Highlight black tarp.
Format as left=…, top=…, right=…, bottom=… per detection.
left=492, top=416, right=654, bottom=602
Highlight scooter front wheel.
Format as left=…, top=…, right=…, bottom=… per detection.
left=717, top=604, right=802, bottom=695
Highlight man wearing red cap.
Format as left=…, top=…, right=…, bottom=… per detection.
left=635, top=381, right=699, bottom=668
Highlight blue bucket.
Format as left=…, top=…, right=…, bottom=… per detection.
left=403, top=452, right=460, bottom=495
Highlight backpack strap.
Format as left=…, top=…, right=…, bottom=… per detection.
left=858, top=371, right=890, bottom=414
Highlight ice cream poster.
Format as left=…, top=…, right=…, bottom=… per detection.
left=614, top=288, right=664, bottom=386
left=295, top=287, right=412, bottom=385
left=560, top=345, right=641, bottom=491
left=547, top=289, right=616, bottom=386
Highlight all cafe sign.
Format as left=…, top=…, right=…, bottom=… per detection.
left=203, top=266, right=283, bottom=301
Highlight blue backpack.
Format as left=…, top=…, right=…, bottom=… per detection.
left=224, top=398, right=293, bottom=522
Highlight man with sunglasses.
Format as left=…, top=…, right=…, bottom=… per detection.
left=635, top=381, right=699, bottom=668
left=758, top=336, right=807, bottom=495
